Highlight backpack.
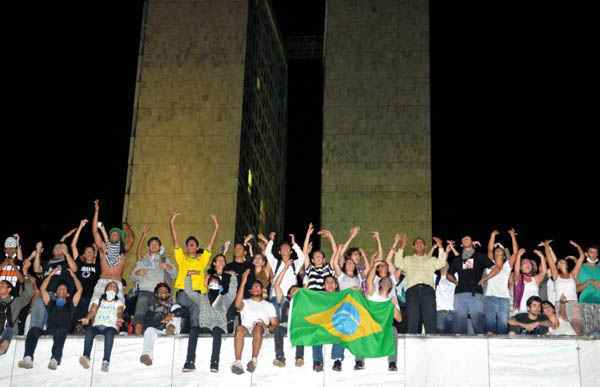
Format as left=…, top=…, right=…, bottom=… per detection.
left=0, top=300, right=13, bottom=333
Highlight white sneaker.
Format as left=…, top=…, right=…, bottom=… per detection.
left=101, top=360, right=110, bottom=372
left=18, top=356, right=33, bottom=369
left=48, top=358, right=58, bottom=370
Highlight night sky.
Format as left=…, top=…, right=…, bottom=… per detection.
left=3, top=1, right=597, bottom=258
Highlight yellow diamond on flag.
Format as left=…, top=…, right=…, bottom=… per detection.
left=304, top=294, right=382, bottom=342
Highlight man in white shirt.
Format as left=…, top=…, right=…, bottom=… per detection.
left=435, top=267, right=456, bottom=334
left=232, top=270, right=279, bottom=375
left=258, top=232, right=304, bottom=313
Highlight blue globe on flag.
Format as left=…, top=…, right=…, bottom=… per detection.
left=332, top=302, right=361, bottom=335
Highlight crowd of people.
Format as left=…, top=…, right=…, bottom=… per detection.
left=1, top=200, right=599, bottom=375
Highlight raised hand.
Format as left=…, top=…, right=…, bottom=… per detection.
left=289, top=234, right=296, bottom=245
left=223, top=240, right=232, bottom=250
left=446, top=240, right=455, bottom=253
left=318, top=229, right=332, bottom=238
left=538, top=240, right=553, bottom=247
left=518, top=248, right=526, bottom=257
left=569, top=240, right=580, bottom=248
left=210, top=215, right=219, bottom=228
left=491, top=230, right=500, bottom=237
left=257, top=233, right=268, bottom=243
left=35, top=241, right=44, bottom=253
left=350, top=226, right=360, bottom=238
left=307, top=241, right=313, bottom=254
left=371, top=231, right=380, bottom=240
left=243, top=234, right=254, bottom=245
left=142, top=224, right=150, bottom=235
left=169, top=211, right=181, bottom=223
left=268, top=232, right=276, bottom=241
left=80, top=219, right=89, bottom=228
left=533, top=249, right=544, bottom=258
left=399, top=233, right=407, bottom=249
left=306, top=223, right=315, bottom=236
left=508, top=228, right=517, bottom=236
left=432, top=237, right=443, bottom=248
left=94, top=199, right=100, bottom=211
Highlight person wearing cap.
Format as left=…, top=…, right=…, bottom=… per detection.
left=89, top=199, right=135, bottom=307
left=130, top=225, right=176, bottom=335
left=0, top=235, right=24, bottom=297
left=0, top=258, right=33, bottom=355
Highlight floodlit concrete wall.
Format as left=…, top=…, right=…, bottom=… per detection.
left=1, top=336, right=598, bottom=386
left=322, top=0, right=431, bottom=251
left=123, top=0, right=249, bottom=270
left=123, top=0, right=286, bottom=288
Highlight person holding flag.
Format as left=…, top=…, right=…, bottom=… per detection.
left=289, top=266, right=398, bottom=370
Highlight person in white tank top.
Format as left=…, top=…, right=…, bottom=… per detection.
left=512, top=247, right=547, bottom=314
left=544, top=240, right=586, bottom=335
left=542, top=299, right=576, bottom=336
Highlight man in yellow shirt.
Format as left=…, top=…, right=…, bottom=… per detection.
left=169, top=212, right=219, bottom=329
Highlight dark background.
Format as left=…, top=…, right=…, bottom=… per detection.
left=2, top=1, right=597, bottom=258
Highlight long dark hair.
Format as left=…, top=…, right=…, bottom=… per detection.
left=100, top=282, right=120, bottom=303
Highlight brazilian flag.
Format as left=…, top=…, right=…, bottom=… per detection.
left=289, top=289, right=395, bottom=358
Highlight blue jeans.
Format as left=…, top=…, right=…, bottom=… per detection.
left=312, top=344, right=345, bottom=364
left=436, top=310, right=455, bottom=334
left=454, top=293, right=485, bottom=334
left=1, top=326, right=14, bottom=342
left=30, top=296, right=48, bottom=329
left=483, top=296, right=510, bottom=334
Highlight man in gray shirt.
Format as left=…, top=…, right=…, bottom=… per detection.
left=131, top=231, right=176, bottom=336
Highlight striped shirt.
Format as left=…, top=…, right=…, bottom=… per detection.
left=305, top=264, right=335, bottom=291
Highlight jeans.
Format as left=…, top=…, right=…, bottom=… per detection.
left=312, top=344, right=345, bottom=364
left=406, top=284, right=437, bottom=334
left=83, top=325, right=118, bottom=362
left=483, top=296, right=510, bottom=334
left=141, top=327, right=174, bottom=358
left=1, top=326, right=14, bottom=342
left=436, top=310, right=455, bottom=334
left=29, top=296, right=47, bottom=329
left=75, top=296, right=92, bottom=323
left=454, top=293, right=485, bottom=334
left=186, top=327, right=224, bottom=364
left=176, top=291, right=200, bottom=328
left=24, top=327, right=68, bottom=363
left=274, top=325, right=287, bottom=360
left=134, top=291, right=155, bottom=324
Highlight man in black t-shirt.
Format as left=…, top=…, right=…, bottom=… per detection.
left=69, top=219, right=101, bottom=331
left=223, top=237, right=253, bottom=333
left=508, top=296, right=550, bottom=335
left=30, top=243, right=78, bottom=332
left=18, top=267, right=83, bottom=370
left=448, top=236, right=499, bottom=334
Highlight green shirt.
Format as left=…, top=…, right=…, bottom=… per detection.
left=577, top=264, right=600, bottom=304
